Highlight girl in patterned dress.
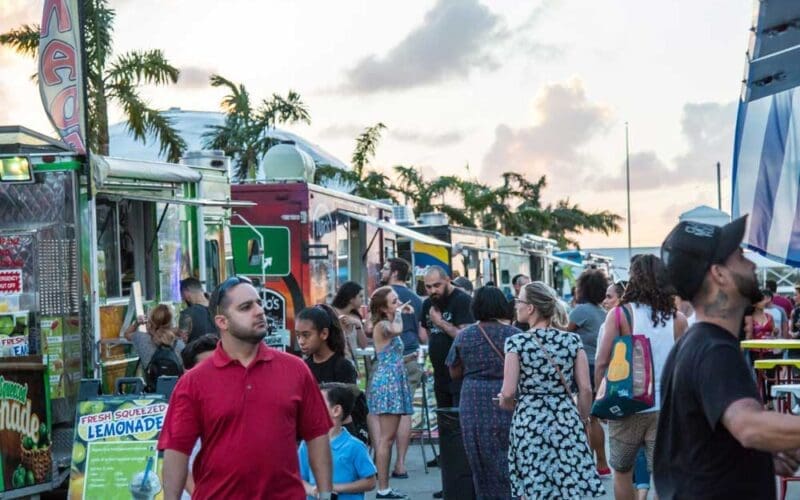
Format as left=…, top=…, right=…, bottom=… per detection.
left=498, top=281, right=605, bottom=499
left=367, top=286, right=414, bottom=499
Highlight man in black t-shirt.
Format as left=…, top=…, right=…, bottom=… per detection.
left=420, top=266, right=474, bottom=409
left=656, top=216, right=800, bottom=499
left=179, top=278, right=219, bottom=343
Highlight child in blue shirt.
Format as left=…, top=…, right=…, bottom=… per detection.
left=299, top=382, right=377, bottom=499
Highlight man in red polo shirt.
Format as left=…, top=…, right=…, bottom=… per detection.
left=159, top=277, right=334, bottom=499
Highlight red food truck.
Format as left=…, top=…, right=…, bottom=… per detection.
left=229, top=144, right=448, bottom=349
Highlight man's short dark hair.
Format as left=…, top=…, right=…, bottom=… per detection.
left=762, top=288, right=773, bottom=299
left=765, top=279, right=778, bottom=293
left=512, top=274, right=528, bottom=286
left=208, top=276, right=253, bottom=314
left=320, top=382, right=356, bottom=420
left=425, top=265, right=449, bottom=280
left=387, top=258, right=411, bottom=282
left=472, top=286, right=513, bottom=321
left=181, top=333, right=219, bottom=369
left=180, top=277, right=203, bottom=294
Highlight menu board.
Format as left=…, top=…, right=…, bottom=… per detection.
left=69, top=396, right=167, bottom=499
left=0, top=357, right=51, bottom=491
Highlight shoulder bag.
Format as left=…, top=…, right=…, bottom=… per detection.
left=591, top=305, right=656, bottom=419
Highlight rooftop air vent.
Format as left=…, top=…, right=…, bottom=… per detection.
left=419, top=212, right=448, bottom=226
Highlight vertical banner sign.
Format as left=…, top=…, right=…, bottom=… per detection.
left=38, top=0, right=87, bottom=154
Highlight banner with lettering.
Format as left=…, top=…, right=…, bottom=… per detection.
left=69, top=396, right=167, bottom=499
left=0, top=358, right=51, bottom=492
left=38, top=0, right=87, bottom=154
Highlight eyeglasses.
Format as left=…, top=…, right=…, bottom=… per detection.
left=211, top=276, right=253, bottom=313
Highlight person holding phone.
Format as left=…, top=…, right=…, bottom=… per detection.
left=366, top=287, right=414, bottom=499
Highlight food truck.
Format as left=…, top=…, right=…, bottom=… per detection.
left=229, top=143, right=446, bottom=349
left=496, top=234, right=560, bottom=296
left=0, top=126, right=242, bottom=496
left=398, top=212, right=500, bottom=288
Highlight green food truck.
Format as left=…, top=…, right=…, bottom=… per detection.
left=0, top=126, right=243, bottom=497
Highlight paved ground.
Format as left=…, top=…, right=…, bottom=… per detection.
left=365, top=430, right=800, bottom=500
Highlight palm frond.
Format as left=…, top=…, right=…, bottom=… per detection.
left=352, top=123, right=386, bottom=178
left=0, top=24, right=40, bottom=57
left=84, top=0, right=115, bottom=74
left=108, top=82, right=185, bottom=161
left=210, top=74, right=252, bottom=119
left=106, top=50, right=179, bottom=86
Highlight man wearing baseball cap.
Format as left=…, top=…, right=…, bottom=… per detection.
left=654, top=216, right=800, bottom=499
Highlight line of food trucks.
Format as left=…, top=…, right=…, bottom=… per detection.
left=0, top=127, right=598, bottom=496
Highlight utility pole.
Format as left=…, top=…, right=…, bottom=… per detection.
left=716, top=161, right=722, bottom=210
left=625, top=122, right=632, bottom=262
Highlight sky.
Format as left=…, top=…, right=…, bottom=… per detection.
left=0, top=0, right=753, bottom=248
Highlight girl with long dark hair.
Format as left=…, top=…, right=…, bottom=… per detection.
left=595, top=254, right=688, bottom=499
left=332, top=281, right=370, bottom=368
left=296, top=304, right=356, bottom=384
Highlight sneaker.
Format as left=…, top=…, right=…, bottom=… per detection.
left=432, top=491, right=443, bottom=499
left=426, top=456, right=440, bottom=468
left=596, top=466, right=612, bottom=478
left=376, top=489, right=408, bottom=499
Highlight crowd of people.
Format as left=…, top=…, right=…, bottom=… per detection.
left=116, top=216, right=800, bottom=499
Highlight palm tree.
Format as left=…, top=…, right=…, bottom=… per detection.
left=203, top=75, right=311, bottom=181
left=315, top=123, right=396, bottom=201
left=0, top=0, right=186, bottom=160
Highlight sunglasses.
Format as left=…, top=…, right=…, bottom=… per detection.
left=212, top=276, right=253, bottom=313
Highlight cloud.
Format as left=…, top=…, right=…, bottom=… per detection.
left=177, top=66, right=215, bottom=89
left=595, top=101, right=737, bottom=191
left=318, top=123, right=464, bottom=146
left=510, top=0, right=564, bottom=59
left=341, top=0, right=506, bottom=93
left=673, top=101, right=737, bottom=177
left=0, top=1, right=40, bottom=29
left=480, top=78, right=612, bottom=184
left=317, top=124, right=365, bottom=140
left=391, top=129, right=464, bottom=146
left=595, top=151, right=670, bottom=191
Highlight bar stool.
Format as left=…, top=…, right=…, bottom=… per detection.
left=753, top=359, right=800, bottom=408
left=770, top=384, right=800, bottom=500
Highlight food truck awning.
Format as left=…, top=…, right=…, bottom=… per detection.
left=94, top=192, right=255, bottom=208
left=92, top=155, right=202, bottom=186
left=546, top=254, right=585, bottom=268
left=345, top=213, right=451, bottom=248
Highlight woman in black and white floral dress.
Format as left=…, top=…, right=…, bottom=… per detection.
left=498, top=281, right=604, bottom=499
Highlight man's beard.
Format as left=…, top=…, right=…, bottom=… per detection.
left=229, top=324, right=267, bottom=345
left=429, top=287, right=451, bottom=309
left=733, top=268, right=761, bottom=304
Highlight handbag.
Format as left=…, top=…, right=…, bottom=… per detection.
left=591, top=305, right=656, bottom=420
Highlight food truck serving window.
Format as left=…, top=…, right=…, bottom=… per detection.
left=96, top=199, right=158, bottom=301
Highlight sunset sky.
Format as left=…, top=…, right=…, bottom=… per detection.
left=1, top=0, right=753, bottom=247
